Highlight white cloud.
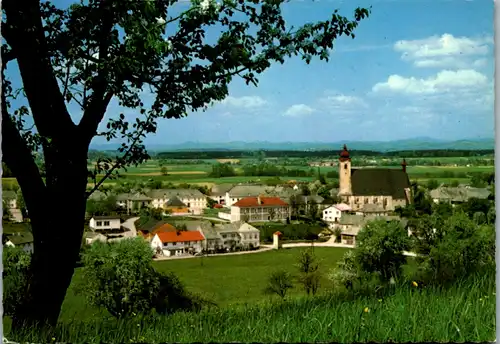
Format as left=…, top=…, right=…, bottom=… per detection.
left=394, top=33, right=492, bottom=69
left=283, top=104, right=315, bottom=117
left=319, top=92, right=369, bottom=111
left=219, top=96, right=268, bottom=108
left=372, top=69, right=488, bottom=95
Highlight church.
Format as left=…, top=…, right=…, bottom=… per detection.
left=337, top=145, right=412, bottom=212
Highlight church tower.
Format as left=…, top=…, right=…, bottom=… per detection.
left=338, top=144, right=352, bottom=196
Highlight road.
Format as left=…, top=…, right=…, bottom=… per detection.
left=182, top=215, right=229, bottom=222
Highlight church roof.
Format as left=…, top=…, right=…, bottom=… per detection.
left=350, top=169, right=410, bottom=199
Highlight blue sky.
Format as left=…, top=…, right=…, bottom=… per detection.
left=6, top=0, right=494, bottom=146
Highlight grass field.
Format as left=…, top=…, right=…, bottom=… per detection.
left=5, top=250, right=495, bottom=343
left=3, top=157, right=494, bottom=191
left=57, top=247, right=350, bottom=322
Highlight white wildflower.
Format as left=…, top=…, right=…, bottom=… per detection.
left=156, top=17, right=166, bottom=25
left=389, top=277, right=395, bottom=285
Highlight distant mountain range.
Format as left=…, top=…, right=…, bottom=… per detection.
left=90, top=137, right=495, bottom=152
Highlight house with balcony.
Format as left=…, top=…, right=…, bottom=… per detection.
left=150, top=229, right=205, bottom=257
left=230, top=195, right=290, bottom=223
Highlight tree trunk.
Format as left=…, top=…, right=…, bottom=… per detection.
left=11, top=156, right=89, bottom=330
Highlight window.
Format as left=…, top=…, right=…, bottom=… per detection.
left=344, top=164, right=347, bottom=170
left=104, top=221, right=110, bottom=226
left=96, top=221, right=102, bottom=226
left=172, top=242, right=176, bottom=246
left=374, top=198, right=378, bottom=203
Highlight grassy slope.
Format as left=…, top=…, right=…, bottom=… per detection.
left=7, top=271, right=495, bottom=343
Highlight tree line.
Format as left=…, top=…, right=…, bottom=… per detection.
left=156, top=149, right=494, bottom=160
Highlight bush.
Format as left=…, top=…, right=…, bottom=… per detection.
left=264, top=270, right=294, bottom=299
left=355, top=220, right=411, bottom=283
left=79, top=238, right=210, bottom=318
left=295, top=249, right=320, bottom=296
left=3, top=247, right=31, bottom=316
left=416, top=211, right=495, bottom=284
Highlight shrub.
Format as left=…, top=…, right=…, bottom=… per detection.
left=79, top=238, right=209, bottom=318
left=417, top=211, right=495, bottom=284
left=333, top=227, right=342, bottom=243
left=264, top=270, right=294, bottom=299
left=295, top=249, right=320, bottom=296
left=3, top=247, right=31, bottom=316
left=355, top=220, right=411, bottom=283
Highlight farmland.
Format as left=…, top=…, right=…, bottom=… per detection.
left=2, top=151, right=494, bottom=191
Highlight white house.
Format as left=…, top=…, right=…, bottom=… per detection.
left=4, top=232, right=34, bottom=253
left=148, top=189, right=207, bottom=215
left=230, top=196, right=290, bottom=223
left=150, top=230, right=205, bottom=257
left=89, top=216, right=121, bottom=231
left=2, top=190, right=23, bottom=223
left=322, top=206, right=342, bottom=222
left=216, top=222, right=260, bottom=250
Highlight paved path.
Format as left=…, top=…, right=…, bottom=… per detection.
left=154, top=246, right=274, bottom=261
left=181, top=215, right=229, bottom=222
left=120, top=217, right=139, bottom=238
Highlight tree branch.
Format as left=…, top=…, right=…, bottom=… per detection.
left=3, top=0, right=77, bottom=144
left=77, top=6, right=115, bottom=145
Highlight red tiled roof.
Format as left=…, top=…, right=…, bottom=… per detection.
left=233, top=196, right=288, bottom=208
left=157, top=230, right=205, bottom=243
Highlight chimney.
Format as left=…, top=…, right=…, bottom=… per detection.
left=401, top=159, right=407, bottom=173
left=257, top=195, right=262, bottom=205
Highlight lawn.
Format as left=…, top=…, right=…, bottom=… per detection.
left=53, top=247, right=350, bottom=323
left=6, top=268, right=495, bottom=343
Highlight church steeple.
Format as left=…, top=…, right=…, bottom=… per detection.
left=401, top=158, right=407, bottom=173
left=338, top=144, right=352, bottom=196
left=339, top=144, right=350, bottom=162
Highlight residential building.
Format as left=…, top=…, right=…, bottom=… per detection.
left=354, top=204, right=391, bottom=216
left=139, top=222, right=177, bottom=241
left=3, top=232, right=34, bottom=253
left=209, top=184, right=235, bottom=205
left=150, top=230, right=205, bottom=256
left=164, top=196, right=190, bottom=215
left=89, top=216, right=121, bottom=231
left=197, top=221, right=260, bottom=251
left=2, top=190, right=23, bottom=223
left=84, top=232, right=108, bottom=245
left=322, top=204, right=347, bottom=222
left=216, top=222, right=260, bottom=250
left=337, top=145, right=412, bottom=212
left=224, top=185, right=272, bottom=207
left=332, top=214, right=407, bottom=245
left=148, top=189, right=207, bottom=215
left=230, top=195, right=290, bottom=223
left=429, top=186, right=491, bottom=205
left=116, top=192, right=152, bottom=214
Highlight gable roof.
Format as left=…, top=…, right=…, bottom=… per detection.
left=152, top=223, right=177, bottom=234
left=92, top=215, right=121, bottom=221
left=216, top=222, right=260, bottom=233
left=233, top=196, right=288, bottom=208
left=147, top=188, right=205, bottom=200
left=157, top=230, right=205, bottom=243
left=6, top=232, right=33, bottom=245
left=228, top=185, right=272, bottom=197
left=166, top=196, right=187, bottom=207
left=430, top=186, right=490, bottom=202
left=210, top=184, right=236, bottom=196
left=351, top=169, right=410, bottom=199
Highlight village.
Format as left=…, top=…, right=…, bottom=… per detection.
left=3, top=145, right=492, bottom=259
